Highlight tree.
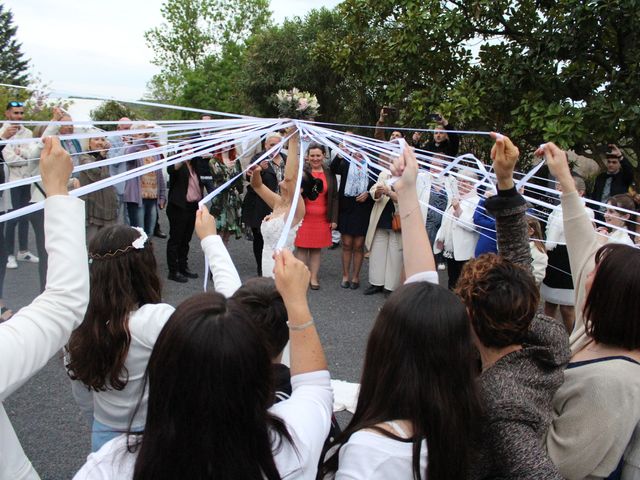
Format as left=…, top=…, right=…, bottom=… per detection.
left=144, top=0, right=271, bottom=103
left=240, top=8, right=349, bottom=121
left=0, top=3, right=29, bottom=86
left=324, top=0, right=640, bottom=177
left=90, top=101, right=139, bottom=131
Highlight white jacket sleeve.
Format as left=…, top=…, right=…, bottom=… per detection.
left=0, top=196, right=89, bottom=400
left=201, top=235, right=242, bottom=298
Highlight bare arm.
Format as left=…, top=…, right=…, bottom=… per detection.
left=250, top=165, right=280, bottom=210
left=281, top=130, right=300, bottom=205
left=274, top=249, right=327, bottom=376
left=392, top=145, right=436, bottom=277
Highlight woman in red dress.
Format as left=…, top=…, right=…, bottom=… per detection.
left=295, top=143, right=338, bottom=289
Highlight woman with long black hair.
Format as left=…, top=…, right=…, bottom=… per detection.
left=320, top=144, right=482, bottom=479
left=74, top=249, right=333, bottom=479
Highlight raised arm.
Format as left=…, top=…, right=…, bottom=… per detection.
left=281, top=129, right=300, bottom=196
left=195, top=207, right=241, bottom=298
left=0, top=137, right=89, bottom=399
left=274, top=249, right=327, bottom=376
left=391, top=144, right=437, bottom=279
left=484, top=133, right=530, bottom=269
left=250, top=164, right=280, bottom=210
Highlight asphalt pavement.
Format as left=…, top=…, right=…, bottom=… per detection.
left=4, top=213, right=444, bottom=479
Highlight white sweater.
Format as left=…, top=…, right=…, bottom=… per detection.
left=70, top=235, right=242, bottom=429
left=0, top=196, right=89, bottom=480
left=547, top=357, right=640, bottom=479
left=73, top=370, right=333, bottom=479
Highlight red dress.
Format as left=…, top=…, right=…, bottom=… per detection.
left=295, top=170, right=332, bottom=248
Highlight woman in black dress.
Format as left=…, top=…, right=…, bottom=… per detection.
left=330, top=147, right=374, bottom=289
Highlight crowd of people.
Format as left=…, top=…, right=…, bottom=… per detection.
left=0, top=99, right=639, bottom=479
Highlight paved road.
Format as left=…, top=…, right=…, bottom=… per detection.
left=5, top=213, right=442, bottom=479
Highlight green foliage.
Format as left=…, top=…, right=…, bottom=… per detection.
left=89, top=101, right=139, bottom=131
left=0, top=3, right=29, bottom=86
left=0, top=79, right=71, bottom=122
left=144, top=0, right=271, bottom=107
left=240, top=8, right=349, bottom=120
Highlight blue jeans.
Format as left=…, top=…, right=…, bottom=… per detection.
left=127, top=200, right=157, bottom=236
left=92, top=419, right=142, bottom=452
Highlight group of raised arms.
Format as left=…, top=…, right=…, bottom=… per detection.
left=0, top=130, right=638, bottom=480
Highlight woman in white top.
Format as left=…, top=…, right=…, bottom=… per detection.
left=539, top=143, right=640, bottom=480
left=249, top=129, right=305, bottom=278
left=320, top=144, right=482, bottom=479
left=599, top=193, right=635, bottom=246
left=74, top=248, right=332, bottom=479
left=66, top=218, right=242, bottom=453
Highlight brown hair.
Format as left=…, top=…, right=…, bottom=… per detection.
left=607, top=194, right=636, bottom=234
left=66, top=225, right=162, bottom=391
left=527, top=216, right=546, bottom=254
left=456, top=254, right=539, bottom=349
left=584, top=244, right=640, bottom=349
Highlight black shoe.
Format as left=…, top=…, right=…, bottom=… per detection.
left=329, top=242, right=340, bottom=250
left=154, top=228, right=167, bottom=239
left=363, top=285, right=383, bottom=295
left=180, top=268, right=198, bottom=279
left=340, top=280, right=351, bottom=289
left=350, top=281, right=360, bottom=290
left=168, top=272, right=188, bottom=283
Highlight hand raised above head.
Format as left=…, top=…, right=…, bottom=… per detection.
left=390, top=143, right=418, bottom=195
left=535, top=142, right=571, bottom=183
left=490, top=132, right=519, bottom=190
left=40, top=136, right=72, bottom=196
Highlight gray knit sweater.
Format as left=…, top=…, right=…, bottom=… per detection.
left=469, top=187, right=570, bottom=479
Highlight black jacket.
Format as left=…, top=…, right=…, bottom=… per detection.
left=167, top=161, right=202, bottom=209
left=590, top=157, right=634, bottom=203
left=241, top=153, right=286, bottom=228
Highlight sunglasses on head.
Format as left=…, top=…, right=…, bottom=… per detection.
left=7, top=101, right=24, bottom=108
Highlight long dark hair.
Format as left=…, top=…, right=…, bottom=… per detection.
left=130, top=292, right=293, bottom=480
left=320, top=282, right=482, bottom=479
left=66, top=225, right=161, bottom=391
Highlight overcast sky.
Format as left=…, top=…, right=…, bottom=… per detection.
left=4, top=0, right=343, bottom=118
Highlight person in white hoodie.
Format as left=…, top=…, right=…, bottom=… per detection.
left=0, top=136, right=90, bottom=480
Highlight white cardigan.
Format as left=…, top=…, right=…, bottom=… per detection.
left=434, top=192, right=480, bottom=261
left=0, top=196, right=89, bottom=480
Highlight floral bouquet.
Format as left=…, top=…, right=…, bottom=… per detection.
left=274, top=88, right=320, bottom=120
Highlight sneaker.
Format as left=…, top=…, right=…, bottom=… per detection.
left=437, top=263, right=446, bottom=271
left=17, top=251, right=39, bottom=263
left=6, top=255, right=17, bottom=269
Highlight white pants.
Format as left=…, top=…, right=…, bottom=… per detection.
left=369, top=229, right=402, bottom=291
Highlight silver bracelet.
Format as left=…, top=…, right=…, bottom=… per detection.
left=287, top=318, right=315, bottom=331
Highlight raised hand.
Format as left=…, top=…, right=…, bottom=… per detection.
left=195, top=206, right=217, bottom=240
left=535, top=142, right=574, bottom=193
left=390, top=142, right=418, bottom=195
left=40, top=136, right=72, bottom=196
left=274, top=249, right=310, bottom=307
left=490, top=132, right=519, bottom=190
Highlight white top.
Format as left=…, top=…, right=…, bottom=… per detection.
left=606, top=228, right=634, bottom=246
left=336, top=426, right=428, bottom=479
left=434, top=192, right=480, bottom=261
left=71, top=234, right=242, bottom=429
left=547, top=357, right=640, bottom=479
left=70, top=303, right=175, bottom=429
left=530, top=242, right=548, bottom=286
left=0, top=196, right=89, bottom=480
left=74, top=370, right=333, bottom=479
left=261, top=214, right=300, bottom=279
